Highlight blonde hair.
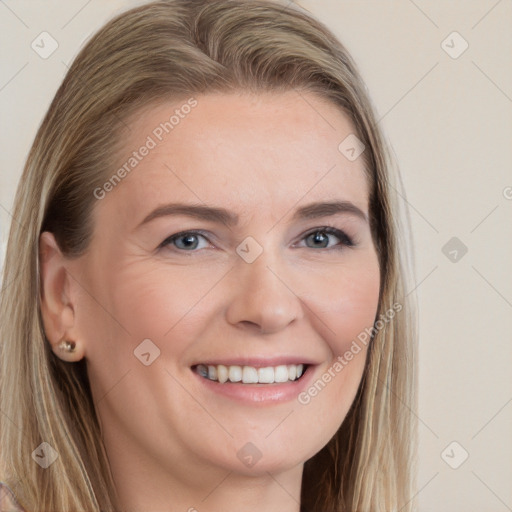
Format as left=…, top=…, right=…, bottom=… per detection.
left=0, top=1, right=417, bottom=510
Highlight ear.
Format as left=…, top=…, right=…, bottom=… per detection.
left=39, top=231, right=85, bottom=362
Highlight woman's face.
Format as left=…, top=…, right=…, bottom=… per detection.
left=65, top=91, right=380, bottom=482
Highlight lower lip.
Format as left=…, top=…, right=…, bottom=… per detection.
left=192, top=366, right=316, bottom=404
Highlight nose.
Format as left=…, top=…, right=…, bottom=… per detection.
left=224, top=249, right=304, bottom=335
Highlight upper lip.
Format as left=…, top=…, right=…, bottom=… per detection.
left=191, top=357, right=320, bottom=368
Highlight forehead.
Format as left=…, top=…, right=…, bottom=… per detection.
left=97, top=91, right=370, bottom=225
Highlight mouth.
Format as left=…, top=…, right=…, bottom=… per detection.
left=192, top=363, right=309, bottom=384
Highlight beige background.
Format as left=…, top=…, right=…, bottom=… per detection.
left=1, top=1, right=511, bottom=510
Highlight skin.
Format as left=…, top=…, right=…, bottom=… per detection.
left=39, top=91, right=380, bottom=512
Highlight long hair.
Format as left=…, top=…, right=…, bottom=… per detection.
left=0, top=1, right=417, bottom=510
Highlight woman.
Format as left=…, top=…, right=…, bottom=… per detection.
left=0, top=1, right=417, bottom=510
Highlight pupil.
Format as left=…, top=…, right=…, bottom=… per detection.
left=180, top=235, right=197, bottom=249
left=312, top=232, right=327, bottom=247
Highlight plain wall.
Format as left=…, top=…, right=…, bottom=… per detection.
left=0, top=1, right=511, bottom=510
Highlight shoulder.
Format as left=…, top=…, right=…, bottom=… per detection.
left=0, top=482, right=26, bottom=512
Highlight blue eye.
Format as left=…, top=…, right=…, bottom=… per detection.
left=159, top=227, right=354, bottom=253
left=301, top=227, right=354, bottom=250
left=160, top=231, right=210, bottom=251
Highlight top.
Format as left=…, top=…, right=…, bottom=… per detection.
left=0, top=483, right=25, bottom=512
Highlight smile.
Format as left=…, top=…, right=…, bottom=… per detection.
left=193, top=363, right=307, bottom=384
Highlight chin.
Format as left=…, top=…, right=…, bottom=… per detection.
left=199, top=434, right=319, bottom=477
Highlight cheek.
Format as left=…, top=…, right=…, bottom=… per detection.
left=310, top=255, right=381, bottom=356
left=331, top=274, right=380, bottom=353
left=103, top=261, right=221, bottom=350
left=300, top=253, right=379, bottom=407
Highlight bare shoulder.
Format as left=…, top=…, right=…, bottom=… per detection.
left=0, top=483, right=26, bottom=512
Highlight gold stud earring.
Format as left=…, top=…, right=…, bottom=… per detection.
left=58, top=339, right=76, bottom=353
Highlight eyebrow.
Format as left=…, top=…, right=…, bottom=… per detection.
left=137, top=200, right=368, bottom=229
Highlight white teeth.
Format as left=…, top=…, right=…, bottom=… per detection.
left=258, top=367, right=274, bottom=383
left=195, top=363, right=307, bottom=384
left=228, top=365, right=242, bottom=382
left=274, top=365, right=289, bottom=383
left=242, top=366, right=259, bottom=384
left=217, top=364, right=228, bottom=383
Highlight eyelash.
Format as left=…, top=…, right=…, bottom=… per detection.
left=158, top=227, right=355, bottom=254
